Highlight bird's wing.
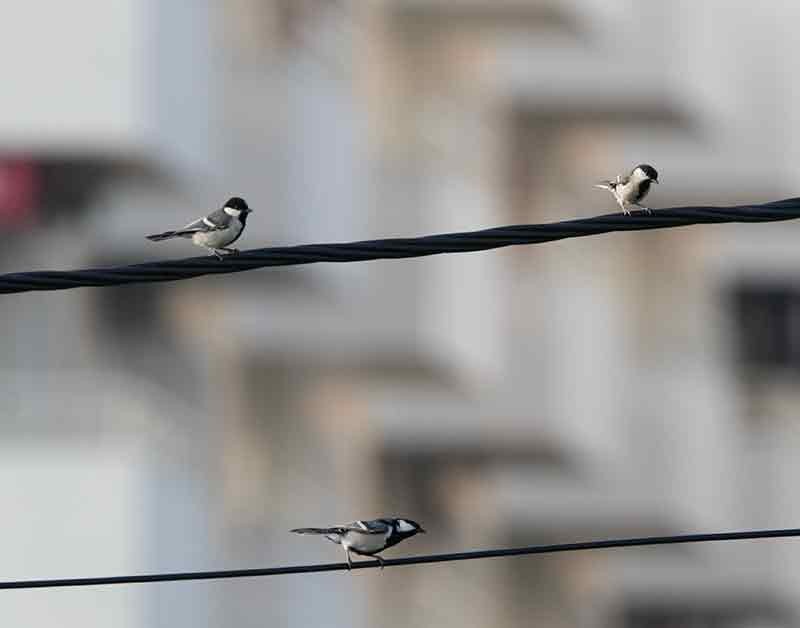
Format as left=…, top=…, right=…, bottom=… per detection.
left=179, top=209, right=232, bottom=233
left=174, top=217, right=211, bottom=234
left=593, top=180, right=616, bottom=191
left=594, top=173, right=630, bottom=191
left=204, top=208, right=234, bottom=229
left=345, top=520, right=391, bottom=535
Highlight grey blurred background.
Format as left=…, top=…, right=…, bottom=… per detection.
left=1, top=0, right=800, bottom=626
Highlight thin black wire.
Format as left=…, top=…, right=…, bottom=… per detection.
left=2, top=527, right=798, bottom=590
left=1, top=198, right=799, bottom=294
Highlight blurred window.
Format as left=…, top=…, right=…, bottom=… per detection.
left=625, top=605, right=790, bottom=628
left=731, top=282, right=800, bottom=371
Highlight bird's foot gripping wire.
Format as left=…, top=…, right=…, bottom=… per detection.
left=209, top=248, right=239, bottom=260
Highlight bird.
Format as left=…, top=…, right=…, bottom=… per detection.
left=594, top=164, right=659, bottom=215
left=291, top=517, right=426, bottom=570
left=146, top=197, right=253, bottom=259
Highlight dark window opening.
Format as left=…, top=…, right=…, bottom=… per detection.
left=730, top=282, right=800, bottom=371
left=624, top=604, right=791, bottom=628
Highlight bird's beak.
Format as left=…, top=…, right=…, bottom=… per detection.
left=419, top=528, right=427, bottom=534
left=653, top=179, right=659, bottom=184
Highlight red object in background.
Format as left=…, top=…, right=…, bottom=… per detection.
left=0, top=160, right=39, bottom=228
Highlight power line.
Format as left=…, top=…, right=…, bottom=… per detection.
left=2, top=527, right=798, bottom=590
left=2, top=197, right=799, bottom=295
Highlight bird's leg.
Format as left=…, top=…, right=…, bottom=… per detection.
left=374, top=554, right=385, bottom=571
left=206, top=248, right=225, bottom=260
left=345, top=549, right=353, bottom=571
left=613, top=191, right=631, bottom=216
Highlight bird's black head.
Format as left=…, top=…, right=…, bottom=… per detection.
left=393, top=518, right=426, bottom=538
left=633, top=164, right=659, bottom=183
left=224, top=197, right=251, bottom=213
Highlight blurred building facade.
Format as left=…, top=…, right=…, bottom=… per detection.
left=1, top=1, right=800, bottom=627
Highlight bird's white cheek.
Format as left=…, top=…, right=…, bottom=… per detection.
left=396, top=520, right=415, bottom=533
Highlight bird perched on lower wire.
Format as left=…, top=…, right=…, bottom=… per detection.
left=146, top=197, right=252, bottom=259
left=291, top=517, right=426, bottom=570
left=594, top=164, right=659, bottom=215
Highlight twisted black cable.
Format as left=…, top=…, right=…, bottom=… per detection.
left=1, top=527, right=798, bottom=589
left=2, top=197, right=799, bottom=294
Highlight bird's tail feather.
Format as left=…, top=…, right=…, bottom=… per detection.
left=291, top=527, right=342, bottom=535
left=146, top=230, right=194, bottom=241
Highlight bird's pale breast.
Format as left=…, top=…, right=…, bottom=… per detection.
left=342, top=529, right=391, bottom=553
left=192, top=222, right=242, bottom=248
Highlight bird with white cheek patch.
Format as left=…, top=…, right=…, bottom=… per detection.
left=594, top=164, right=660, bottom=215
left=146, top=197, right=253, bottom=260
left=291, top=517, right=426, bottom=570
